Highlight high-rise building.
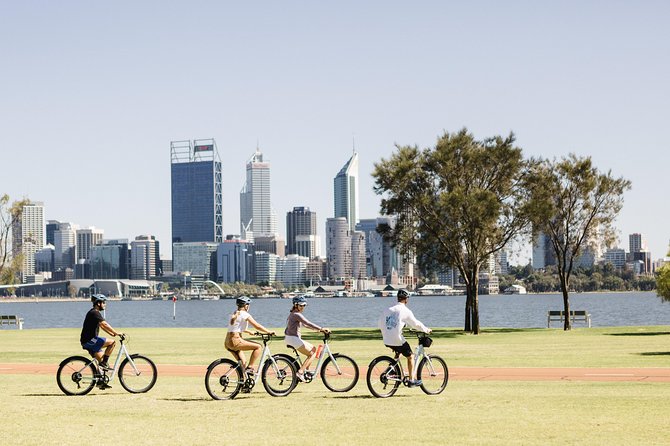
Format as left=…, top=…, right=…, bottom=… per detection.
left=90, top=239, right=130, bottom=279
left=217, top=237, right=255, bottom=284
left=171, top=139, right=223, bottom=244
left=326, top=217, right=351, bottom=281
left=351, top=230, right=366, bottom=280
left=11, top=201, right=44, bottom=282
left=240, top=149, right=276, bottom=241
left=333, top=152, right=359, bottom=231
left=76, top=227, right=104, bottom=262
left=603, top=248, right=626, bottom=270
left=286, top=206, right=318, bottom=257
left=54, top=222, right=77, bottom=271
left=629, top=233, right=645, bottom=254
left=532, top=232, right=556, bottom=269
left=46, top=220, right=60, bottom=246
left=277, top=254, right=309, bottom=287
left=628, top=233, right=651, bottom=273
left=130, top=235, right=160, bottom=279
left=172, top=242, right=219, bottom=287
left=254, top=235, right=285, bottom=257
left=255, top=251, right=278, bottom=285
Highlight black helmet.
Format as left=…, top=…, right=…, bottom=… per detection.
left=397, top=289, right=410, bottom=300
left=236, top=296, right=251, bottom=306
left=91, top=294, right=107, bottom=303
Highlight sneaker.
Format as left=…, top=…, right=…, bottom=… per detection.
left=407, top=379, right=423, bottom=388
left=99, top=362, right=110, bottom=371
left=245, top=367, right=255, bottom=377
left=98, top=383, right=112, bottom=390
left=296, top=371, right=306, bottom=383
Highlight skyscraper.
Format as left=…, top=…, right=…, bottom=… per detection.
left=11, top=201, right=44, bottom=282
left=286, top=206, right=318, bottom=258
left=170, top=139, right=223, bottom=244
left=326, top=217, right=351, bottom=280
left=76, top=227, right=104, bottom=263
left=130, top=235, right=160, bottom=279
left=240, top=149, right=276, bottom=241
left=54, top=222, right=77, bottom=271
left=333, top=152, right=359, bottom=231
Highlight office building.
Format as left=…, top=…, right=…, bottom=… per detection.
left=76, top=227, right=104, bottom=263
left=54, top=222, right=77, bottom=271
left=11, top=201, right=44, bottom=282
left=217, top=237, right=255, bottom=284
left=170, top=139, right=223, bottom=244
left=333, top=152, right=359, bottom=231
left=130, top=235, right=160, bottom=279
left=90, top=239, right=130, bottom=279
left=240, top=149, right=276, bottom=241
left=532, top=232, right=556, bottom=269
left=254, top=234, right=285, bottom=257
left=603, top=248, right=626, bottom=270
left=351, top=230, right=366, bottom=280
left=326, top=217, right=351, bottom=281
left=255, top=251, right=278, bottom=285
left=172, top=242, right=218, bottom=281
left=286, top=206, right=318, bottom=258
left=277, top=254, right=309, bottom=287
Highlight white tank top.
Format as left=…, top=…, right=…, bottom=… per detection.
left=228, top=310, right=251, bottom=333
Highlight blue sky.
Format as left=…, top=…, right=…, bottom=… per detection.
left=2, top=1, right=668, bottom=263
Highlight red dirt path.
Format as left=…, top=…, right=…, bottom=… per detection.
left=2, top=363, right=669, bottom=382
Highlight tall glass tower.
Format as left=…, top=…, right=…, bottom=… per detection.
left=240, top=149, right=276, bottom=240
left=170, top=139, right=223, bottom=244
left=333, top=152, right=359, bottom=231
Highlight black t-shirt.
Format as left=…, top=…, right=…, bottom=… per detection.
left=80, top=308, right=105, bottom=345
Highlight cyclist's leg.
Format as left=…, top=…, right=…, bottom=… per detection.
left=234, top=339, right=262, bottom=369
left=296, top=341, right=316, bottom=374
left=100, top=338, right=116, bottom=366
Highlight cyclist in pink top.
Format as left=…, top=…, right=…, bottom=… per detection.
left=284, top=295, right=330, bottom=382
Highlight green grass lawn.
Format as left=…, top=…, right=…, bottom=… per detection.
left=1, top=326, right=669, bottom=445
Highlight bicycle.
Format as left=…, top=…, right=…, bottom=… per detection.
left=56, top=334, right=157, bottom=396
left=205, top=332, right=298, bottom=400
left=366, top=331, right=448, bottom=398
left=280, top=332, right=359, bottom=393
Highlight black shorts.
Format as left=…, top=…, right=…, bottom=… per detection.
left=385, top=342, right=412, bottom=358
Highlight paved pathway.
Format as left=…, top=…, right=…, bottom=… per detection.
left=2, top=363, right=669, bottom=382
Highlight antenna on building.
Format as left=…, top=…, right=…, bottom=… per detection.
left=352, top=134, right=356, bottom=153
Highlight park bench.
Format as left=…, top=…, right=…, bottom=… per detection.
left=547, top=310, right=591, bottom=328
left=0, top=315, right=24, bottom=330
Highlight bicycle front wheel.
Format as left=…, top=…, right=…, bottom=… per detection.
left=261, top=355, right=297, bottom=397
left=366, top=356, right=401, bottom=398
left=56, top=356, right=97, bottom=396
left=205, top=358, right=243, bottom=400
left=321, top=354, right=359, bottom=392
left=119, top=354, right=158, bottom=393
left=418, top=354, right=448, bottom=395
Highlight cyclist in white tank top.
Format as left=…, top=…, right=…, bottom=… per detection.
left=224, top=296, right=274, bottom=375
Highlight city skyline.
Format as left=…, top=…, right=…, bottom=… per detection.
left=2, top=3, right=669, bottom=263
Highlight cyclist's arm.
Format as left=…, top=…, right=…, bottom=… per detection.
left=246, top=315, right=275, bottom=335
left=298, top=313, right=328, bottom=333
left=402, top=309, right=431, bottom=334
left=99, top=320, right=120, bottom=337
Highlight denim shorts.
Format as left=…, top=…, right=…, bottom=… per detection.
left=82, top=337, right=106, bottom=354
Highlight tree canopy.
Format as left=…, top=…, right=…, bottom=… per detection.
left=656, top=246, right=670, bottom=303
left=373, top=129, right=533, bottom=334
left=526, top=155, right=631, bottom=329
left=0, top=194, right=30, bottom=285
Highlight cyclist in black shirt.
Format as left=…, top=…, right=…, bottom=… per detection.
left=80, top=294, right=122, bottom=371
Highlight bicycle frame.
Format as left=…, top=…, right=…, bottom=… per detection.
left=389, top=336, right=434, bottom=384
left=290, top=336, right=342, bottom=379
left=232, top=333, right=284, bottom=379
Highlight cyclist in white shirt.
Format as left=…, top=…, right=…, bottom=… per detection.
left=378, top=289, right=431, bottom=387
left=224, top=296, right=275, bottom=376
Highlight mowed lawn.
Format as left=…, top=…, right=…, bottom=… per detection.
left=1, top=326, right=669, bottom=445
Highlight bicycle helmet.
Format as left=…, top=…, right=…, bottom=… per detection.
left=236, top=296, right=251, bottom=306
left=397, top=289, right=410, bottom=300
left=91, top=294, right=108, bottom=303
left=292, top=295, right=308, bottom=306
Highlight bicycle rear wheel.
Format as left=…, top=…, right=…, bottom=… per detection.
left=418, top=354, right=448, bottom=395
left=366, top=356, right=401, bottom=398
left=321, top=354, right=359, bottom=392
left=261, top=355, right=297, bottom=397
left=205, top=358, right=243, bottom=400
left=119, top=354, right=158, bottom=393
left=56, top=356, right=97, bottom=396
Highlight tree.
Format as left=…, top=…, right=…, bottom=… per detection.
left=373, top=129, right=533, bottom=334
left=527, top=155, right=631, bottom=329
left=0, top=194, right=30, bottom=285
left=656, top=248, right=670, bottom=302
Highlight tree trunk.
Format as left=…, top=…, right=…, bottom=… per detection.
left=470, top=273, right=480, bottom=335
left=560, top=274, right=572, bottom=331
left=464, top=293, right=472, bottom=333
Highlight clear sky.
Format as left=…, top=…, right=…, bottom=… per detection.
left=2, top=1, right=668, bottom=264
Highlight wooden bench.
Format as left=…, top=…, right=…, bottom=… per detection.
left=0, top=315, right=24, bottom=330
left=547, top=310, right=591, bottom=328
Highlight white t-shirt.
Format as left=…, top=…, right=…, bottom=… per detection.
left=378, top=303, right=430, bottom=346
left=228, top=310, right=251, bottom=333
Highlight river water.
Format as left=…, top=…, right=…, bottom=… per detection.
left=1, top=292, right=669, bottom=330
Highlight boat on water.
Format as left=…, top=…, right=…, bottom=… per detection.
left=503, top=284, right=527, bottom=295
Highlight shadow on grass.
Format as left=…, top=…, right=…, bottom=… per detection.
left=639, top=352, right=670, bottom=356
left=23, top=393, right=70, bottom=397
left=160, top=397, right=211, bottom=402
left=608, top=332, right=670, bottom=337
left=323, top=327, right=542, bottom=341
left=327, top=394, right=411, bottom=399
